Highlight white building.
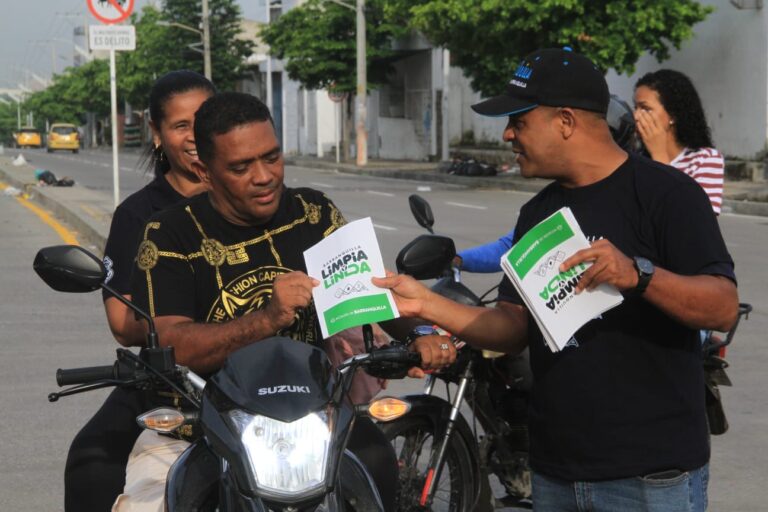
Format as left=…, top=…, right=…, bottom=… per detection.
left=253, top=0, right=766, bottom=162
left=606, top=0, right=766, bottom=160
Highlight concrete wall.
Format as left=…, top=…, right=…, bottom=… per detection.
left=605, top=0, right=768, bottom=159
left=447, top=67, right=508, bottom=146
left=378, top=117, right=427, bottom=160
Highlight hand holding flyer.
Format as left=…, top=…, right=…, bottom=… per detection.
left=304, top=217, right=400, bottom=338
left=500, top=207, right=623, bottom=351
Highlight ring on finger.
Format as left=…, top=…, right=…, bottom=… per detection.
left=440, top=343, right=449, bottom=351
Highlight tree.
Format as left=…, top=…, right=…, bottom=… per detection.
left=25, top=59, right=111, bottom=128
left=262, top=0, right=407, bottom=93
left=118, top=1, right=254, bottom=110
left=261, top=0, right=409, bottom=157
left=384, top=0, right=713, bottom=96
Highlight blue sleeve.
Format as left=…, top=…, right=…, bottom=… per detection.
left=457, top=228, right=516, bottom=273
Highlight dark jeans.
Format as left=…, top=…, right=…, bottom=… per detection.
left=65, top=388, right=398, bottom=511
left=65, top=387, right=147, bottom=511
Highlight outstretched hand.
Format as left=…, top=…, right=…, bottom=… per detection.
left=559, top=239, right=638, bottom=293
left=371, top=271, right=430, bottom=318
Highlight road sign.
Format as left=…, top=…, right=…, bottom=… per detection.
left=89, top=25, right=136, bottom=51
left=328, top=89, right=348, bottom=104
left=87, top=0, right=135, bottom=25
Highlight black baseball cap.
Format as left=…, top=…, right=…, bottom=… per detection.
left=471, top=47, right=609, bottom=117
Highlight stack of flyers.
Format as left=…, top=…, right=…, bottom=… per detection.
left=500, top=207, right=623, bottom=352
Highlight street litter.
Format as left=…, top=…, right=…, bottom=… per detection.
left=35, top=169, right=75, bottom=187
left=12, top=154, right=27, bottom=166
left=2, top=186, right=22, bottom=197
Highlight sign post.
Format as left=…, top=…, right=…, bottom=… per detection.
left=86, top=0, right=135, bottom=210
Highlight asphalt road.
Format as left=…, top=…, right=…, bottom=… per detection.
left=1, top=149, right=766, bottom=510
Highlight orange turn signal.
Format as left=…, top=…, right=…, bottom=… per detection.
left=137, top=407, right=186, bottom=432
left=368, top=397, right=411, bottom=422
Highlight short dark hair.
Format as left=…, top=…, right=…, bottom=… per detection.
left=145, top=70, right=216, bottom=176
left=194, top=92, right=274, bottom=164
left=635, top=69, right=713, bottom=149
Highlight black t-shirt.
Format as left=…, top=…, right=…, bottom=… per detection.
left=498, top=154, right=736, bottom=481
left=131, top=187, right=346, bottom=347
left=102, top=172, right=185, bottom=299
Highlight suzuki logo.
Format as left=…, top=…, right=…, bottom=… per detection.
left=257, top=385, right=311, bottom=396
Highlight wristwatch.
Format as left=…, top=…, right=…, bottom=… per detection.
left=633, top=256, right=655, bottom=294
left=406, top=325, right=440, bottom=345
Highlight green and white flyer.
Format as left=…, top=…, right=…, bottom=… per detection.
left=501, top=207, right=623, bottom=352
left=304, top=217, right=399, bottom=338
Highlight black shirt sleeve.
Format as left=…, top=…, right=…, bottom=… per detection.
left=130, top=217, right=197, bottom=319
left=654, top=178, right=736, bottom=282
left=102, top=204, right=146, bottom=299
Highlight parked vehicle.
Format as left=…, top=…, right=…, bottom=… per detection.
left=47, top=123, right=80, bottom=153
left=381, top=195, right=751, bottom=511
left=14, top=127, right=42, bottom=148
left=34, top=244, right=419, bottom=512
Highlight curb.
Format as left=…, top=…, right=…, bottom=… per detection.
left=285, top=158, right=550, bottom=194
left=0, top=161, right=108, bottom=251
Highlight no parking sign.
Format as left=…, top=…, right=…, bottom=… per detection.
left=87, top=0, right=135, bottom=25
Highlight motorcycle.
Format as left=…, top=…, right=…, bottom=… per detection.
left=381, top=195, right=752, bottom=511
left=379, top=195, right=534, bottom=511
left=35, top=244, right=423, bottom=511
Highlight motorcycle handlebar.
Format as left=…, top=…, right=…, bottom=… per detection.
left=56, top=362, right=133, bottom=386
left=368, top=348, right=422, bottom=366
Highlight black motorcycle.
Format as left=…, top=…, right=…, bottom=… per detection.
left=381, top=195, right=751, bottom=511
left=35, top=244, right=421, bottom=511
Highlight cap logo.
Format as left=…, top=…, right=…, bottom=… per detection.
left=514, top=64, right=533, bottom=80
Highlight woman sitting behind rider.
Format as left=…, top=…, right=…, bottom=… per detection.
left=64, top=70, right=216, bottom=512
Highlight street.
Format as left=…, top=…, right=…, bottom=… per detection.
left=0, top=149, right=766, bottom=510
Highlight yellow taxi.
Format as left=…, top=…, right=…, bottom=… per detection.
left=47, top=123, right=80, bottom=153
left=14, top=127, right=42, bottom=149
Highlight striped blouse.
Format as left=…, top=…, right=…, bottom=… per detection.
left=669, top=147, right=724, bottom=214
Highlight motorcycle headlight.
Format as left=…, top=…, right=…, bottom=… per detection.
left=228, top=409, right=332, bottom=496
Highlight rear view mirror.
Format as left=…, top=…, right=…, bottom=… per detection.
left=395, top=235, right=455, bottom=280
left=408, top=195, right=434, bottom=233
left=33, top=245, right=106, bottom=293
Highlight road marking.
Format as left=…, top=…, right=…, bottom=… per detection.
left=310, top=182, right=333, bottom=189
left=367, top=190, right=395, bottom=197
left=445, top=201, right=488, bottom=210
left=0, top=182, right=79, bottom=245
left=373, top=223, right=396, bottom=231
left=417, top=186, right=431, bottom=192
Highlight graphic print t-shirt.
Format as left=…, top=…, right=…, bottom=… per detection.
left=131, top=187, right=346, bottom=346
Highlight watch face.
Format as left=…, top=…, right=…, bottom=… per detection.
left=636, top=257, right=654, bottom=274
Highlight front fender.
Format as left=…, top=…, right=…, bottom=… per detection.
left=165, top=439, right=220, bottom=512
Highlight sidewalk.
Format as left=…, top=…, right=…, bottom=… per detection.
left=1, top=152, right=767, bottom=255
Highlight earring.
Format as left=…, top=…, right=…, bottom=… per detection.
left=155, top=144, right=166, bottom=162
left=669, top=120, right=674, bottom=125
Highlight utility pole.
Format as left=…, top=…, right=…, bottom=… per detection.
left=266, top=0, right=273, bottom=113
left=202, top=0, right=212, bottom=81
left=355, top=0, right=367, bottom=166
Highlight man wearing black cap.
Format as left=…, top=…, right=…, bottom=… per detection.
left=374, top=47, right=738, bottom=511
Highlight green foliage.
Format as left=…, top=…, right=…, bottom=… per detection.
left=261, top=0, right=410, bottom=93
left=384, top=0, right=713, bottom=96
left=24, top=59, right=111, bottom=127
left=22, top=0, right=253, bottom=128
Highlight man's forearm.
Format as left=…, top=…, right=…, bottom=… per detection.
left=419, top=292, right=529, bottom=354
left=157, top=310, right=280, bottom=374
left=643, top=270, right=738, bottom=331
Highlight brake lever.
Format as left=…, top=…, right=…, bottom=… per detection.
left=48, top=378, right=143, bottom=402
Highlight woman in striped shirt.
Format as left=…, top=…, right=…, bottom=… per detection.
left=634, top=69, right=724, bottom=214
